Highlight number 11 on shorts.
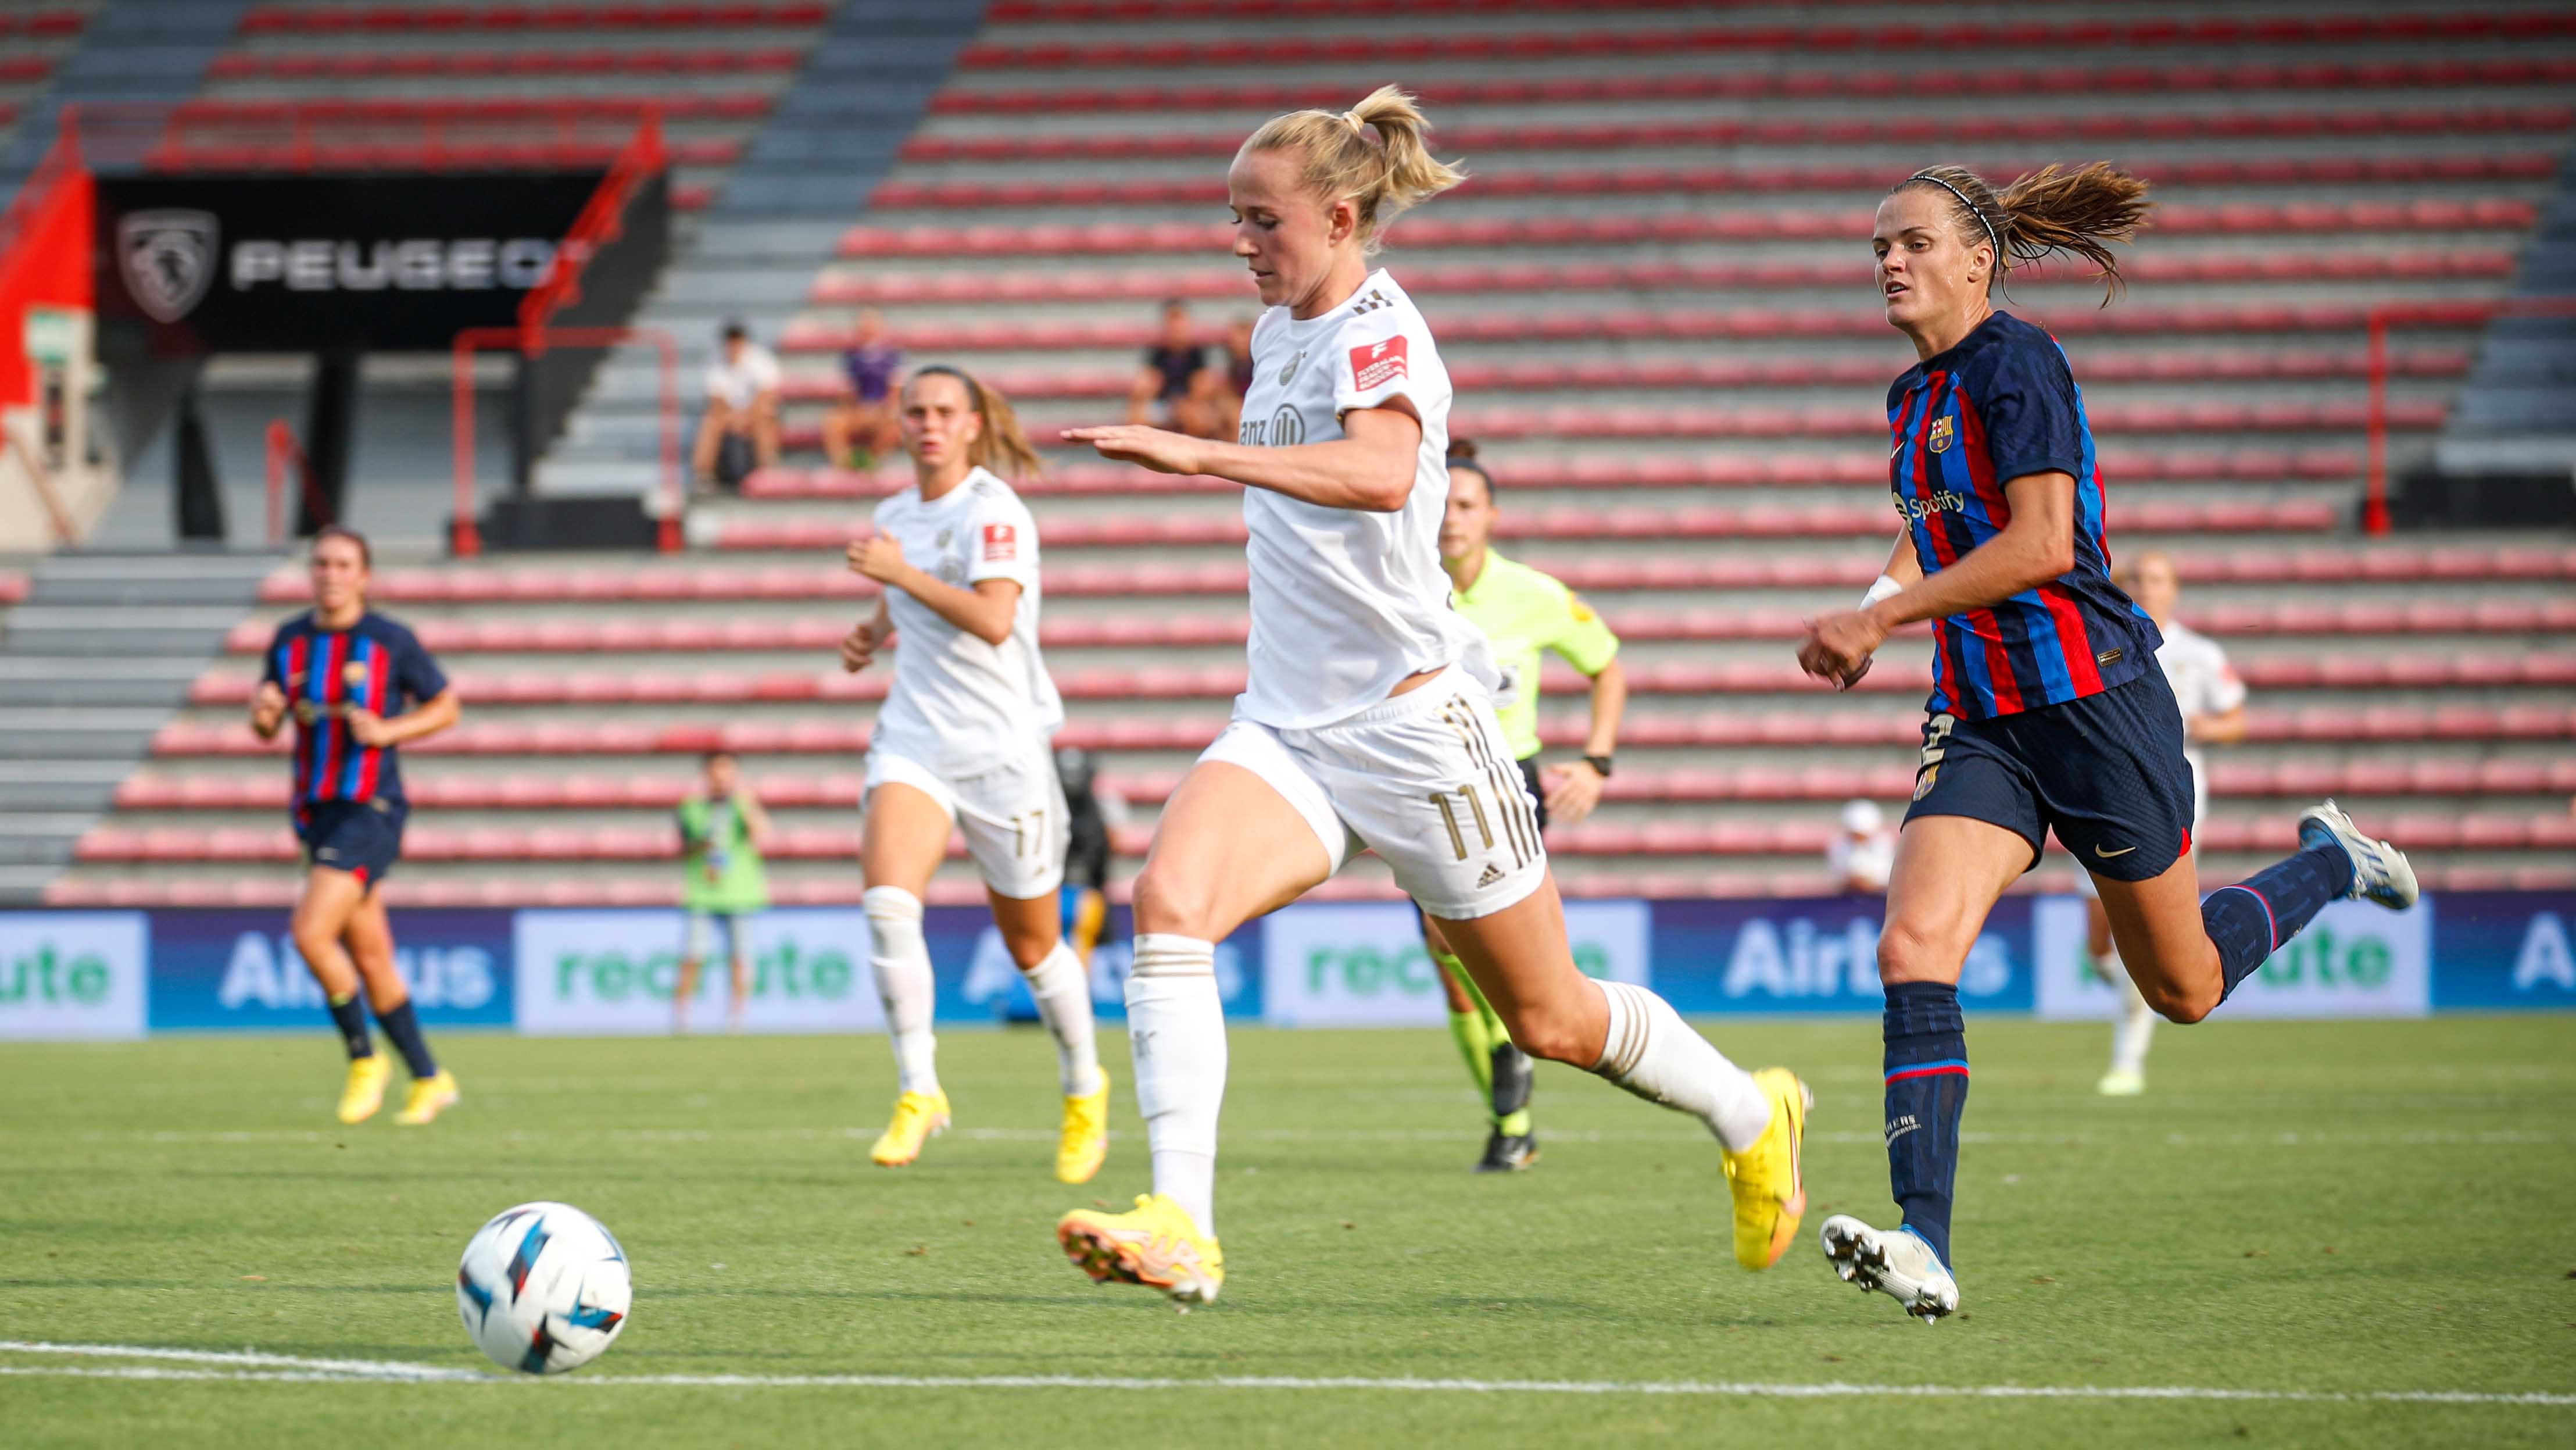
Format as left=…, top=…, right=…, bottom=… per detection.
left=1428, top=785, right=1493, bottom=862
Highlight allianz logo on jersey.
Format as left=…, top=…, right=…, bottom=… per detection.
left=1238, top=405, right=1305, bottom=448
left=1892, top=488, right=1967, bottom=521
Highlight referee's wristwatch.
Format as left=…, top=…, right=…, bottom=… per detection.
left=1582, top=753, right=1615, bottom=780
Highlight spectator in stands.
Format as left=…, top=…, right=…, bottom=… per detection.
left=674, top=749, right=772, bottom=1034
left=821, top=309, right=904, bottom=472
left=1125, top=298, right=1218, bottom=438
left=2085, top=548, right=2248, bottom=1095
left=1829, top=798, right=1897, bottom=894
left=1054, top=745, right=1130, bottom=970
left=694, top=319, right=782, bottom=491
left=1213, top=315, right=1258, bottom=442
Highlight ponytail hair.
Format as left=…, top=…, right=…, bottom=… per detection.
left=1898, top=162, right=2153, bottom=305
left=1444, top=437, right=1494, bottom=503
left=904, top=365, right=1044, bottom=481
left=1240, top=84, right=1466, bottom=255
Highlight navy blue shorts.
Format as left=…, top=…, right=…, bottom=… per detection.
left=1902, top=670, right=2194, bottom=883
left=296, top=798, right=407, bottom=888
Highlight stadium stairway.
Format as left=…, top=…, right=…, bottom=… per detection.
left=2434, top=147, right=2576, bottom=486
left=539, top=0, right=989, bottom=495
left=112, top=0, right=855, bottom=541
left=35, top=0, right=2576, bottom=910
left=0, top=3, right=114, bottom=189
left=0, top=551, right=281, bottom=905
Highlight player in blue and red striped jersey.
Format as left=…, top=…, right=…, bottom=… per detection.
left=249, top=526, right=463, bottom=1127
left=1794, top=163, right=2419, bottom=1322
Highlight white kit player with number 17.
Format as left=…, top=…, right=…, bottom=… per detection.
left=1049, top=85, right=1813, bottom=1306
left=840, top=366, right=1110, bottom=1187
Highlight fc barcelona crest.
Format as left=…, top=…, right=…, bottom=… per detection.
left=1929, top=416, right=1955, bottom=454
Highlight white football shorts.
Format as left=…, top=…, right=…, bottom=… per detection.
left=864, top=737, right=1069, bottom=899
left=1201, top=666, right=1548, bottom=920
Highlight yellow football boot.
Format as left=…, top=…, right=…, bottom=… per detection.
left=1056, top=1193, right=1223, bottom=1305
left=336, top=1055, right=391, bottom=1124
left=1720, top=1067, right=1812, bottom=1270
left=1056, top=1073, right=1111, bottom=1185
left=392, top=1069, right=460, bottom=1126
left=870, top=1090, right=950, bottom=1167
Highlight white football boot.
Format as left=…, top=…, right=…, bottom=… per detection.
left=2296, top=801, right=2417, bottom=910
left=1820, top=1215, right=1959, bottom=1323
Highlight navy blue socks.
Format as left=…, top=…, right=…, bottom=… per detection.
left=1883, top=980, right=1969, bottom=1269
left=374, top=999, right=439, bottom=1080
left=2205, top=844, right=2355, bottom=999
left=325, top=992, right=373, bottom=1060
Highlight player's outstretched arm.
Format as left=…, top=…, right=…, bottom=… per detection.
left=1799, top=472, right=2075, bottom=684
left=1065, top=405, right=1420, bottom=513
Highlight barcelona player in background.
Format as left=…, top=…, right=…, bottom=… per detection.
left=1796, top=163, right=2417, bottom=1322
left=249, top=526, right=463, bottom=1125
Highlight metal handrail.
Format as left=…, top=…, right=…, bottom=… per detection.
left=2364, top=297, right=2576, bottom=534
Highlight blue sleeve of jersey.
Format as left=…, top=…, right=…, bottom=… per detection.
left=259, top=626, right=289, bottom=686
left=1974, top=341, right=2087, bottom=485
left=391, top=627, right=449, bottom=706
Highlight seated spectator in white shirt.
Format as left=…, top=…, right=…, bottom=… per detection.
left=694, top=319, right=782, bottom=489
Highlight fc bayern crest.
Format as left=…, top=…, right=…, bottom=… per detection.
left=118, top=210, right=219, bottom=323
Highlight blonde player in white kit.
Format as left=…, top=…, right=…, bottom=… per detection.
left=1048, top=87, right=1811, bottom=1305
left=2084, top=549, right=2249, bottom=1095
left=839, top=366, right=1110, bottom=1184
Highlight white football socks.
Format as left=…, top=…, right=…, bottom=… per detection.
left=1126, top=933, right=1225, bottom=1237
left=1022, top=939, right=1105, bottom=1098
left=863, top=886, right=940, bottom=1097
left=2106, top=953, right=2156, bottom=1077
left=1593, top=978, right=1772, bottom=1152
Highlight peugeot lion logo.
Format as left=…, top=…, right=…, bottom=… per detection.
left=119, top=210, right=219, bottom=323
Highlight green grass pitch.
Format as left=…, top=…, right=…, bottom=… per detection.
left=3, top=1016, right=2571, bottom=1446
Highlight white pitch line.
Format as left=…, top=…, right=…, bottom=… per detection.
left=1, top=1343, right=2568, bottom=1406
left=0, top=1341, right=478, bottom=1380
left=54, top=1125, right=2574, bottom=1149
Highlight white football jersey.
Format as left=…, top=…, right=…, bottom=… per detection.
left=1232, top=269, right=1495, bottom=728
left=2158, top=619, right=2246, bottom=822
left=868, top=467, right=1064, bottom=775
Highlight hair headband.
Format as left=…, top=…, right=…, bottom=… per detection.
left=1910, top=172, right=2000, bottom=258
left=911, top=363, right=985, bottom=413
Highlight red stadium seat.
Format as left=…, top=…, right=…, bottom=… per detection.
left=897, top=104, right=2575, bottom=165
left=836, top=202, right=2539, bottom=260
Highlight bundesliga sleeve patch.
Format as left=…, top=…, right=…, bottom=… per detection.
left=981, top=522, right=1017, bottom=562
left=1348, top=335, right=1409, bottom=392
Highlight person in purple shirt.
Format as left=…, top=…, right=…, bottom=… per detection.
left=823, top=308, right=904, bottom=469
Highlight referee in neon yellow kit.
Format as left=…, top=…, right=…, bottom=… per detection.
left=1425, top=441, right=1627, bottom=1172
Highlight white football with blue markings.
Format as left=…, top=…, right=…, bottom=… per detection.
left=455, top=1201, right=631, bottom=1374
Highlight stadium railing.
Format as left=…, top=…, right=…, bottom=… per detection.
left=449, top=324, right=681, bottom=556
left=2364, top=296, right=2576, bottom=534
